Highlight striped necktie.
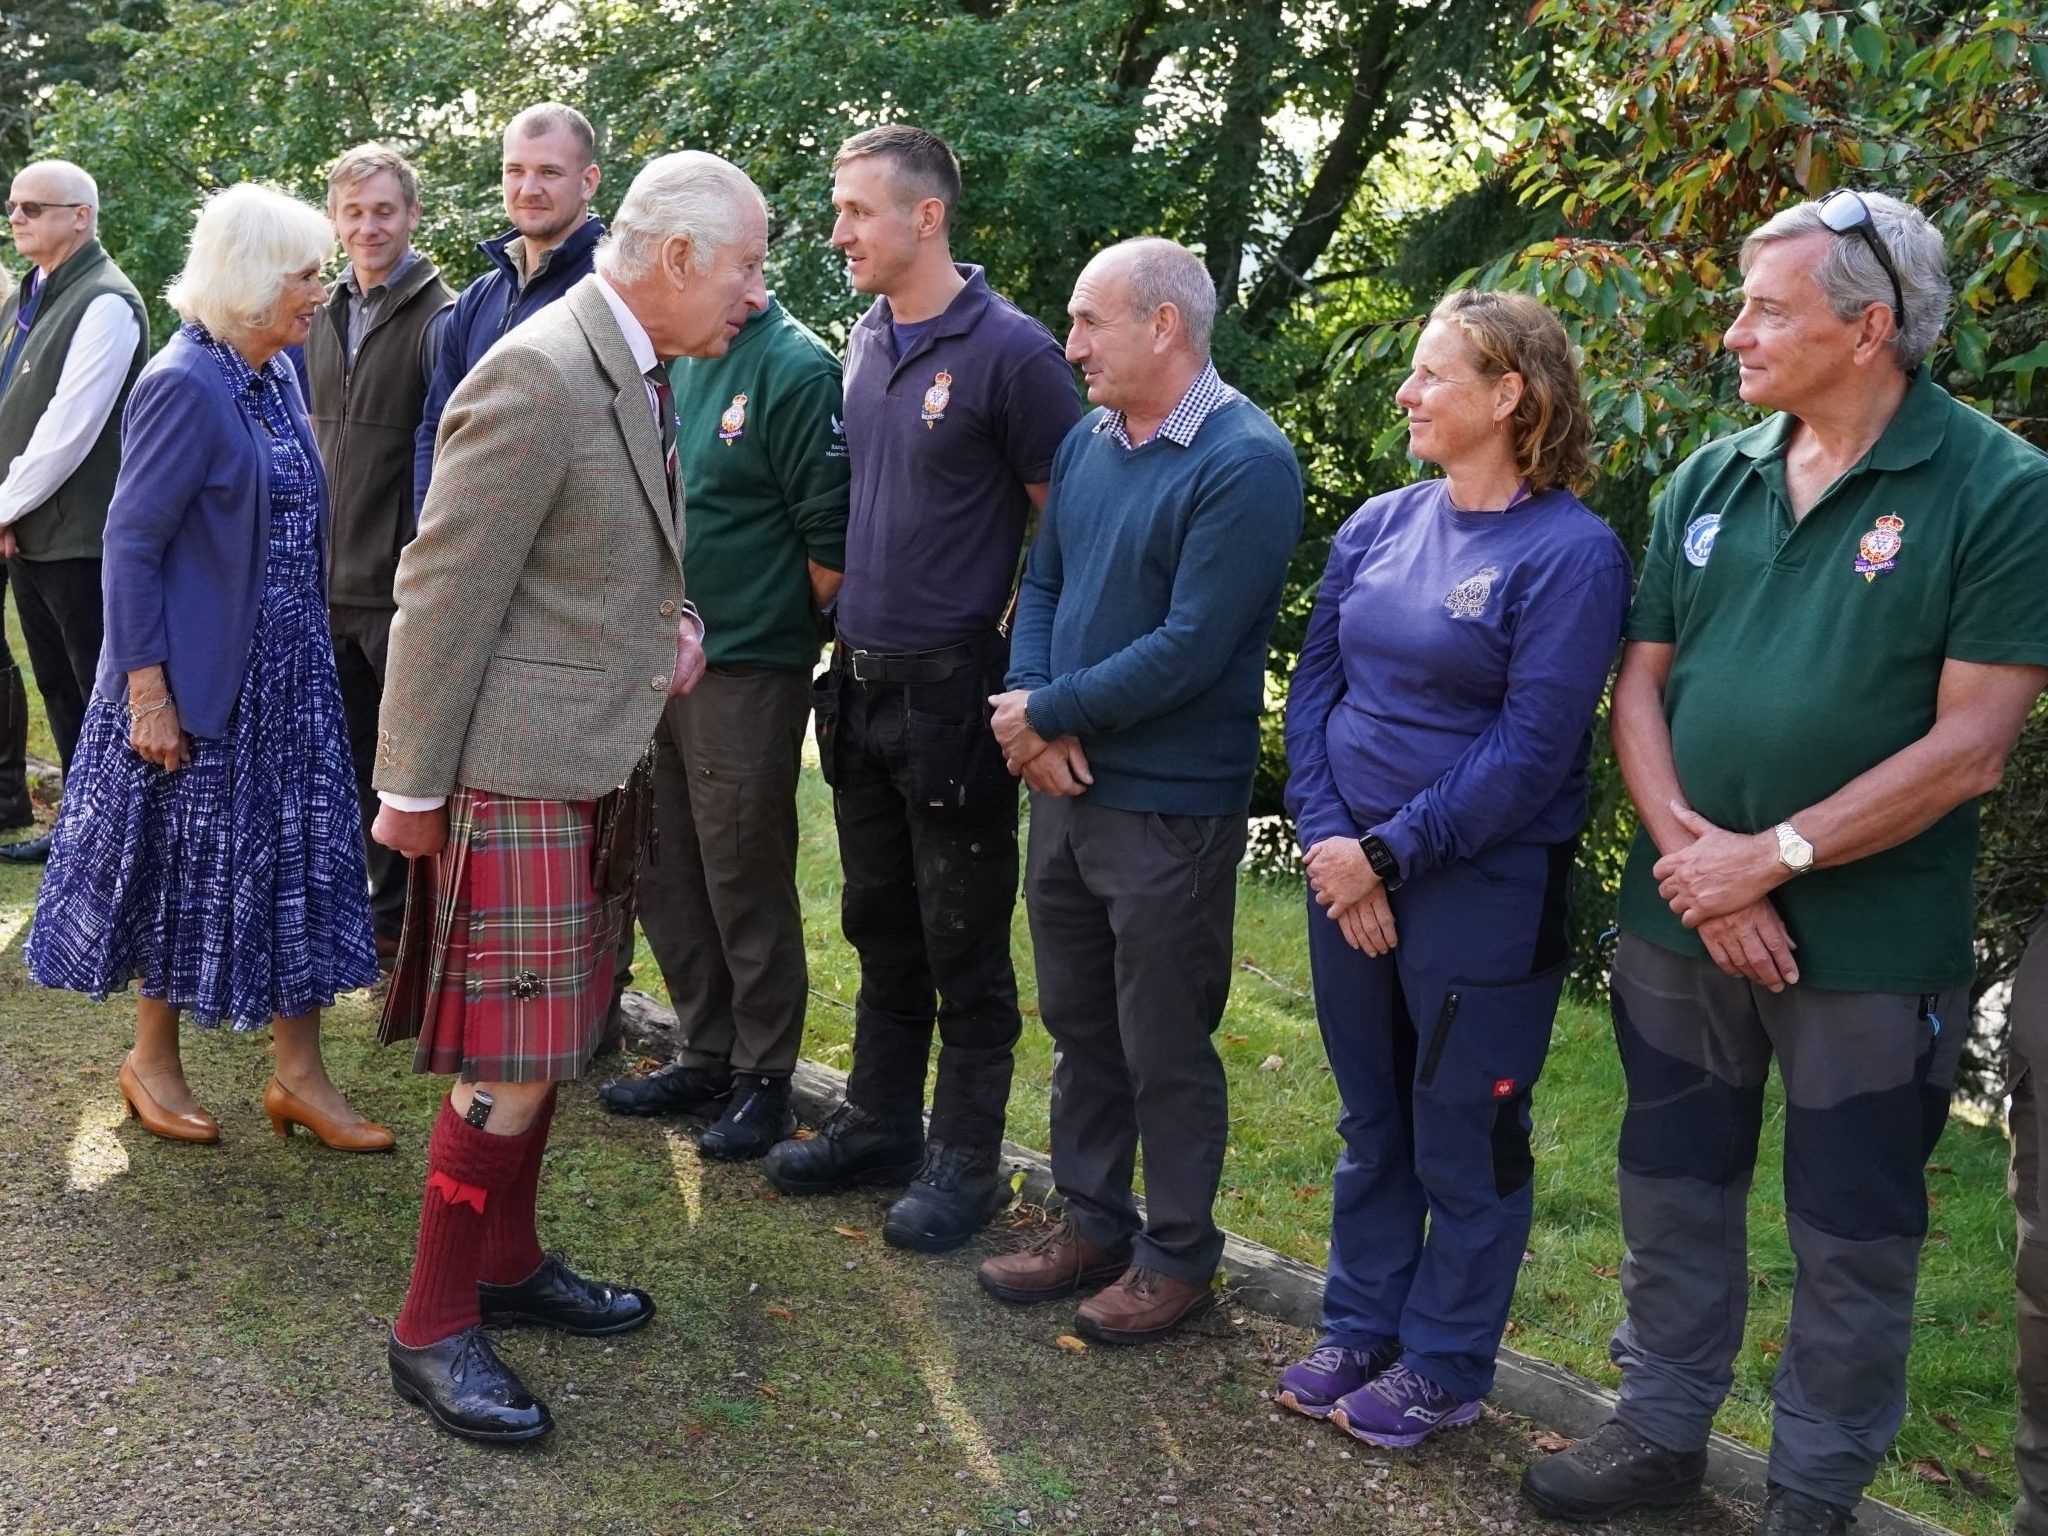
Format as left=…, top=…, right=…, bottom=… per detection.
left=646, top=366, right=677, bottom=508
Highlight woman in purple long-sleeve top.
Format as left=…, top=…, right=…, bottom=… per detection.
left=1275, top=290, right=1631, bottom=1446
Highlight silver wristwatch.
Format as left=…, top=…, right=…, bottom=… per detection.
left=1774, top=821, right=1815, bottom=877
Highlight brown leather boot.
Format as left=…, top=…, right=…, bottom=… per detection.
left=977, top=1218, right=1131, bottom=1304
left=1075, top=1265, right=1216, bottom=1344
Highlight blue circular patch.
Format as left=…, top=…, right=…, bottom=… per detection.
left=1683, top=513, right=1722, bottom=568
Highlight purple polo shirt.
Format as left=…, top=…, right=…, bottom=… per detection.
left=834, top=265, right=1080, bottom=652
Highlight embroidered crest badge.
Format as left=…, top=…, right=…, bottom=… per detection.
left=1854, top=513, right=1905, bottom=581
left=718, top=392, right=748, bottom=445
left=1683, top=512, right=1721, bottom=568
left=1443, top=564, right=1501, bottom=620
left=922, top=371, right=953, bottom=430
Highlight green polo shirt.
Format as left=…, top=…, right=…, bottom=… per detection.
left=1618, top=368, right=2048, bottom=992
left=669, top=297, right=849, bottom=671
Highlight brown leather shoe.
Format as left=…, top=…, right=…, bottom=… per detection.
left=978, top=1218, right=1132, bottom=1304
left=118, top=1054, right=220, bottom=1144
left=1074, top=1264, right=1216, bottom=1344
left=263, top=1078, right=396, bottom=1153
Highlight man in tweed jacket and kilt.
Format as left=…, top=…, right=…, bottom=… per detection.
left=370, top=150, right=769, bottom=1443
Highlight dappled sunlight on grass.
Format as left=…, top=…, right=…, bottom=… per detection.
left=63, top=1097, right=130, bottom=1193
left=874, top=1270, right=1004, bottom=1490
left=661, top=1123, right=704, bottom=1228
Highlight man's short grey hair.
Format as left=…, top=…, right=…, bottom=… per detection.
left=596, top=151, right=766, bottom=284
left=165, top=183, right=332, bottom=342
left=16, top=159, right=98, bottom=231
left=1100, top=236, right=1216, bottom=357
left=1742, top=190, right=1950, bottom=369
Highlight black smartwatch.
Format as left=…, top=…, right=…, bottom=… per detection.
left=464, top=1088, right=495, bottom=1130
left=1359, top=834, right=1403, bottom=891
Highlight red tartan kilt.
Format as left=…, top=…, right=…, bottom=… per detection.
left=380, top=787, right=625, bottom=1082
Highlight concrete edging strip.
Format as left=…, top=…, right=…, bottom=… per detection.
left=614, top=994, right=1957, bottom=1536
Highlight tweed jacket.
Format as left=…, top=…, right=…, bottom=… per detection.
left=374, top=275, right=685, bottom=802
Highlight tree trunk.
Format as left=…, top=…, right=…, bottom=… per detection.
left=1199, top=0, right=1288, bottom=308
left=1243, top=5, right=1410, bottom=328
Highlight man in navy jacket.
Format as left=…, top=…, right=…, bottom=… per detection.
left=412, top=102, right=605, bottom=516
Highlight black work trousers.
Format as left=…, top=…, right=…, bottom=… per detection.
left=8, top=554, right=101, bottom=776
left=0, top=568, right=31, bottom=827
left=329, top=603, right=408, bottom=942
left=819, top=642, right=1020, bottom=1148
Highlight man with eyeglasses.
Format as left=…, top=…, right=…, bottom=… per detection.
left=0, top=161, right=149, bottom=864
left=1523, top=190, right=2048, bottom=1534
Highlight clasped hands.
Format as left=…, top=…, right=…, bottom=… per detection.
left=1652, top=801, right=1800, bottom=992
left=1303, top=836, right=1398, bottom=955
left=987, top=689, right=1093, bottom=797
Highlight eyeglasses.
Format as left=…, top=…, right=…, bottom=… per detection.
left=1815, top=189, right=1906, bottom=334
left=5, top=201, right=87, bottom=220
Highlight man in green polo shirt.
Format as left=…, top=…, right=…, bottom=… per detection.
left=597, top=292, right=848, bottom=1158
left=1522, top=193, right=2048, bottom=1535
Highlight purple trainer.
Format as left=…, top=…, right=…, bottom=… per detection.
left=1329, top=1362, right=1482, bottom=1448
left=1274, top=1343, right=1397, bottom=1420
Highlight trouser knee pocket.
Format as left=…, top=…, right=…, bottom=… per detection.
left=1417, top=961, right=1566, bottom=1197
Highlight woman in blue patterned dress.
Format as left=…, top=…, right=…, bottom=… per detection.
left=27, top=183, right=389, bottom=1150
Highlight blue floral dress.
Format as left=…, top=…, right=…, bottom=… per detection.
left=26, top=324, right=379, bottom=1028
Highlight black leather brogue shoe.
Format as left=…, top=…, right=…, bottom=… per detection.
left=388, top=1326, right=552, bottom=1443
left=478, top=1254, right=656, bottom=1337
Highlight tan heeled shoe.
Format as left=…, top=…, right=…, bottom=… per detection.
left=118, top=1054, right=220, bottom=1144
left=262, top=1077, right=396, bottom=1153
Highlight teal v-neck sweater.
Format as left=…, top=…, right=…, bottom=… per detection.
left=1007, top=396, right=1303, bottom=815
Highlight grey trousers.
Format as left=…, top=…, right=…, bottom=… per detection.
left=2007, top=911, right=2048, bottom=1536
left=1607, top=936, right=1968, bottom=1508
left=1024, top=793, right=1245, bottom=1285
left=635, top=663, right=811, bottom=1076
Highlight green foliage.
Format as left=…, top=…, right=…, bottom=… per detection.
left=1337, top=0, right=2048, bottom=1029
left=1343, top=0, right=2047, bottom=480
left=30, top=0, right=557, bottom=338
left=24, top=0, right=2046, bottom=1040
left=0, top=0, right=165, bottom=168
left=22, top=0, right=1523, bottom=826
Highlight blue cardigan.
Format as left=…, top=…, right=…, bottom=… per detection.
left=96, top=328, right=330, bottom=738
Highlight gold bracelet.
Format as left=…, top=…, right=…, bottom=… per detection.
left=127, top=694, right=173, bottom=723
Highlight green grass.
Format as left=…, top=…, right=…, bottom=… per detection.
left=1, top=911, right=1700, bottom=1536
left=616, top=764, right=2024, bottom=1534
left=0, top=633, right=2017, bottom=1530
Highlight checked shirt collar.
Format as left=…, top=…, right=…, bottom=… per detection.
left=1092, top=360, right=1235, bottom=449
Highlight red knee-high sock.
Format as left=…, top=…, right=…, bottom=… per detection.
left=479, top=1086, right=556, bottom=1286
left=394, top=1098, right=535, bottom=1348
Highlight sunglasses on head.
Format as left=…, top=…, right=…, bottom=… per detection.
left=1815, top=188, right=1906, bottom=335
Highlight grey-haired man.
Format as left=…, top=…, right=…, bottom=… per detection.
left=1524, top=192, right=2048, bottom=1535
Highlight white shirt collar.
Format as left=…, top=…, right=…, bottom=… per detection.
left=592, top=272, right=659, bottom=379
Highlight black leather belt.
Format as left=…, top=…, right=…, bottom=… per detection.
left=840, top=639, right=980, bottom=685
